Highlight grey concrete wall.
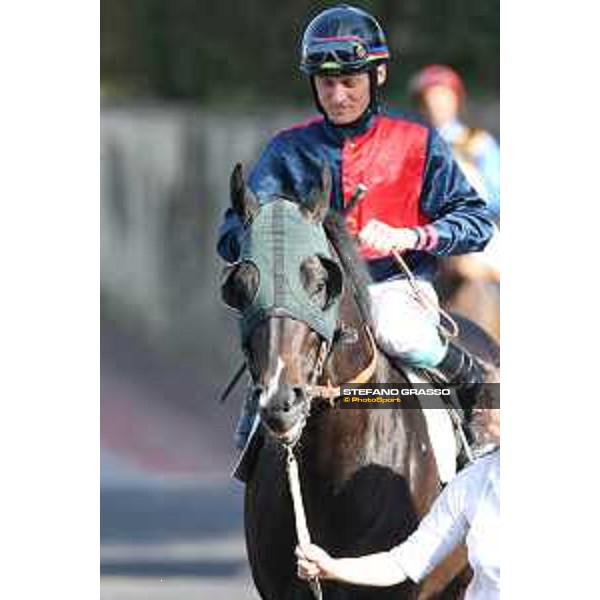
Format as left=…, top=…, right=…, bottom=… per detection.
left=101, top=104, right=307, bottom=377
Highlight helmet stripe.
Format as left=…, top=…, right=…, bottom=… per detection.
left=313, top=35, right=364, bottom=42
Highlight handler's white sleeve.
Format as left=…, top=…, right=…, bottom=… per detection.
left=388, top=470, right=469, bottom=581
left=388, top=450, right=500, bottom=600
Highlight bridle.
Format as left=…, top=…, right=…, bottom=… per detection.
left=217, top=295, right=378, bottom=407
left=305, top=325, right=378, bottom=405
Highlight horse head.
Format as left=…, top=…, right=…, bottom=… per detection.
left=221, top=163, right=346, bottom=445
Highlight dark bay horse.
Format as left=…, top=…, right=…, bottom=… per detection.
left=221, top=164, right=498, bottom=600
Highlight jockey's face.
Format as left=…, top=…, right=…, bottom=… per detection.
left=420, top=84, right=460, bottom=128
left=314, top=65, right=386, bottom=125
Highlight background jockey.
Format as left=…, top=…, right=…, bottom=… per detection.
left=216, top=4, right=495, bottom=450
left=409, top=64, right=500, bottom=284
left=408, top=64, right=500, bottom=224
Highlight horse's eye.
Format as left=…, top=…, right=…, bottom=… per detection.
left=221, top=262, right=259, bottom=311
left=300, top=257, right=327, bottom=306
left=300, top=255, right=343, bottom=310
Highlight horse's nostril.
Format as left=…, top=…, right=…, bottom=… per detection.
left=293, top=387, right=305, bottom=402
left=281, top=388, right=302, bottom=412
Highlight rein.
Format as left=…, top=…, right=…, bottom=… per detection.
left=391, top=248, right=460, bottom=340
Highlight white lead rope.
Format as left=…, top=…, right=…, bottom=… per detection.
left=286, top=446, right=323, bottom=600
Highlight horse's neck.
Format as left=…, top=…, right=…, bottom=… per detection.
left=324, top=323, right=380, bottom=386
left=305, top=343, right=422, bottom=496
left=330, top=322, right=407, bottom=387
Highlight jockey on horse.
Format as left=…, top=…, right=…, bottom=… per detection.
left=216, top=4, right=496, bottom=451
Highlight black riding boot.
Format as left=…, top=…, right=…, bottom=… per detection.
left=434, top=342, right=487, bottom=418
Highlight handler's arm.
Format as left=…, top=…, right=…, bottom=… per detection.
left=296, top=545, right=407, bottom=587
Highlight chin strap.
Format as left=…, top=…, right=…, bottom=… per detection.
left=368, top=68, right=381, bottom=112
left=309, top=77, right=326, bottom=116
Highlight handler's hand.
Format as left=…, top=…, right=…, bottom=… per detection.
left=295, top=543, right=336, bottom=580
left=358, top=219, right=419, bottom=254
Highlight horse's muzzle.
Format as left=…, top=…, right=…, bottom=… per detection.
left=257, top=384, right=309, bottom=442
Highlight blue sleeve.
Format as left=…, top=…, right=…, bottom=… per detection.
left=475, top=134, right=500, bottom=221
left=216, top=135, right=291, bottom=263
left=248, top=135, right=292, bottom=202
left=419, top=129, right=494, bottom=256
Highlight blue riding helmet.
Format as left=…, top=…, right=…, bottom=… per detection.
left=299, top=4, right=390, bottom=76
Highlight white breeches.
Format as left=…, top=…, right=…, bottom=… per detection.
left=368, top=278, right=446, bottom=368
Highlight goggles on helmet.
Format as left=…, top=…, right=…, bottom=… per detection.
left=301, top=37, right=388, bottom=74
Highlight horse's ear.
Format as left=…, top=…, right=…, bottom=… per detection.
left=301, top=163, right=332, bottom=223
left=230, top=163, right=259, bottom=224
